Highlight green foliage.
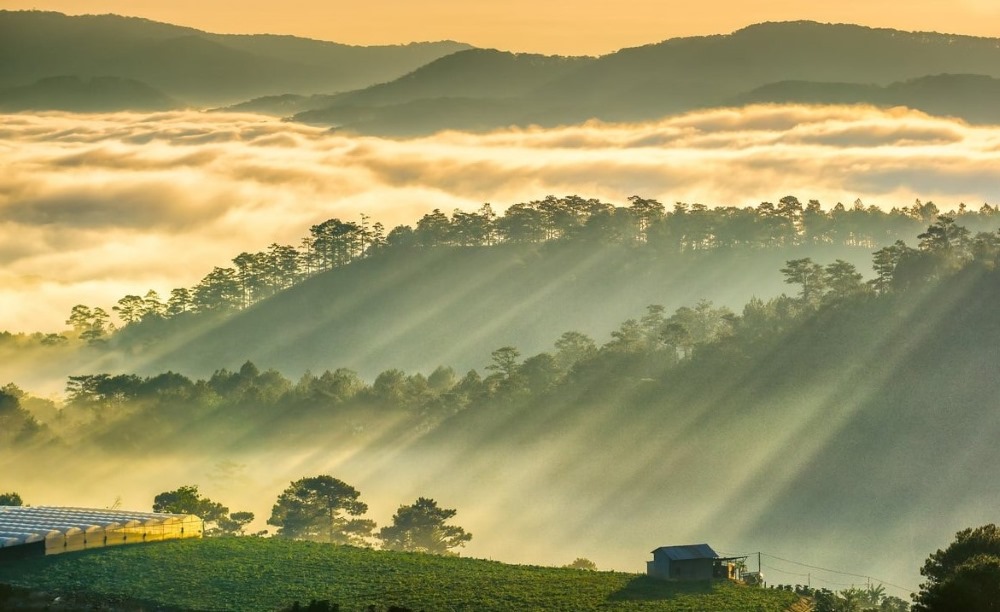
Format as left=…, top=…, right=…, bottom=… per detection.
left=784, top=584, right=908, bottom=612
left=268, top=476, right=375, bottom=545
left=152, top=485, right=253, bottom=537
left=216, top=511, right=256, bottom=537
left=377, top=497, right=471, bottom=554
left=0, top=491, right=23, bottom=506
left=64, top=305, right=112, bottom=345
left=781, top=258, right=826, bottom=305
left=32, top=216, right=1000, bottom=460
left=913, top=524, right=1000, bottom=611
left=0, top=386, right=44, bottom=446
left=0, top=538, right=800, bottom=611
left=86, top=197, right=999, bottom=351
left=565, top=557, right=598, bottom=570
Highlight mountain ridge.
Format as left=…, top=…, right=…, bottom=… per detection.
left=0, top=10, right=472, bottom=105
left=286, top=20, right=1000, bottom=133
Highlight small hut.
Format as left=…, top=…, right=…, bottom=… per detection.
left=647, top=543, right=744, bottom=580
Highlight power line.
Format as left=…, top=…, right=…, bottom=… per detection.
left=716, top=548, right=916, bottom=595
left=810, top=575, right=857, bottom=589
left=762, top=552, right=870, bottom=579
left=759, top=552, right=916, bottom=595
left=761, top=563, right=809, bottom=578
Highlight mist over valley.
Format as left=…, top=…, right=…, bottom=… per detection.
left=2, top=9, right=1000, bottom=611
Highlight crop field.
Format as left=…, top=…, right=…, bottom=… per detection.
left=0, top=538, right=800, bottom=611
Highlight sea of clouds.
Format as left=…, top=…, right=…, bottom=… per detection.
left=3, top=104, right=1000, bottom=332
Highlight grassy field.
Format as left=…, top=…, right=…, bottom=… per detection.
left=0, top=538, right=800, bottom=611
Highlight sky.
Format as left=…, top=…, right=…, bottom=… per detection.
left=3, top=105, right=1000, bottom=333
left=3, top=0, right=1000, bottom=54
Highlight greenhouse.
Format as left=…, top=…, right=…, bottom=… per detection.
left=0, top=506, right=202, bottom=561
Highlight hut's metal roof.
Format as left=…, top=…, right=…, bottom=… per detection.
left=650, top=543, right=720, bottom=560
left=0, top=506, right=197, bottom=548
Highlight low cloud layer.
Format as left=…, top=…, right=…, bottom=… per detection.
left=3, top=105, right=1000, bottom=332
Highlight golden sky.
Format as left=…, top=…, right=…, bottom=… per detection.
left=4, top=0, right=1000, bottom=54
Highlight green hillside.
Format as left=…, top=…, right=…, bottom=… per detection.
left=121, top=241, right=877, bottom=381
left=0, top=538, right=798, bottom=611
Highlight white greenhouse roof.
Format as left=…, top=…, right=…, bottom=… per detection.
left=0, top=505, right=201, bottom=549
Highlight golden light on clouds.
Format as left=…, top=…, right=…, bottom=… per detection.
left=2, top=105, right=1000, bottom=333
left=3, top=1, right=1000, bottom=54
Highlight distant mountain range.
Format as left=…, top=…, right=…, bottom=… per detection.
left=730, top=73, right=1000, bottom=124
left=0, top=10, right=470, bottom=106
left=4, top=11, right=1000, bottom=130
left=291, top=21, right=1000, bottom=134
left=0, top=75, right=180, bottom=112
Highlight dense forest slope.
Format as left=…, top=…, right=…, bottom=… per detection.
left=118, top=242, right=874, bottom=380
left=3, top=214, right=998, bottom=591
left=387, top=254, right=1000, bottom=585
left=0, top=10, right=471, bottom=105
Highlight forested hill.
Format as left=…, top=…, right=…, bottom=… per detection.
left=120, top=241, right=869, bottom=379
left=6, top=215, right=999, bottom=589
left=387, top=226, right=1000, bottom=586
left=55, top=196, right=999, bottom=381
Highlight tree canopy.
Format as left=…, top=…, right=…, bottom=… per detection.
left=377, top=497, right=471, bottom=554
left=0, top=491, right=23, bottom=506
left=913, top=524, right=1000, bottom=611
left=268, top=476, right=375, bottom=545
left=153, top=485, right=254, bottom=536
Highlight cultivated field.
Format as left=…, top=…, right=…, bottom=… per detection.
left=0, top=538, right=800, bottom=611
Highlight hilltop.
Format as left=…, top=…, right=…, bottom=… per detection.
left=0, top=537, right=799, bottom=611
left=0, top=10, right=471, bottom=105
left=7, top=13, right=1000, bottom=128
left=291, top=21, right=1000, bottom=133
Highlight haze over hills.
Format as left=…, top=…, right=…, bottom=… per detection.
left=0, top=75, right=181, bottom=112
left=111, top=242, right=875, bottom=382
left=0, top=10, right=471, bottom=106
left=5, top=212, right=998, bottom=593
left=291, top=21, right=1000, bottom=134
left=731, top=73, right=1000, bottom=125
left=6, top=11, right=1000, bottom=131
left=5, top=8, right=1000, bottom=606
left=291, top=48, right=594, bottom=131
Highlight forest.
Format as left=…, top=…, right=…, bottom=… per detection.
left=4, top=194, right=997, bottom=352
left=3, top=205, right=998, bottom=451
left=3, top=197, right=1000, bottom=604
